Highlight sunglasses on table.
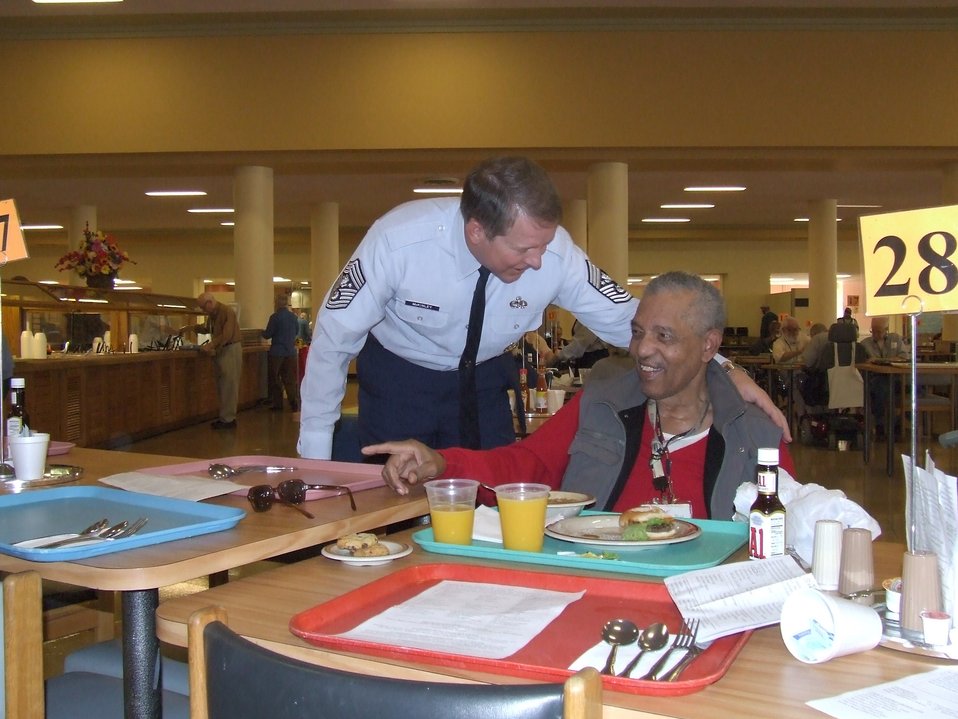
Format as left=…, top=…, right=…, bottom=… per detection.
left=246, top=479, right=357, bottom=517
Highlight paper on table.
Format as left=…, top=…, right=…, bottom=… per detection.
left=807, top=666, right=958, bottom=719
left=664, top=555, right=818, bottom=643
left=336, top=579, right=585, bottom=659
left=902, top=452, right=958, bottom=620
left=99, top=472, right=247, bottom=501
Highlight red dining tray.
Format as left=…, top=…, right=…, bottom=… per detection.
left=138, top=455, right=385, bottom=499
left=289, top=563, right=750, bottom=696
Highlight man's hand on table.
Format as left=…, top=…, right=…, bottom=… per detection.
left=361, top=439, right=447, bottom=495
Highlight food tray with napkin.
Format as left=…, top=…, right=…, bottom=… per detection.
left=0, top=486, right=245, bottom=562
left=290, top=563, right=750, bottom=696
left=138, top=455, right=385, bottom=499
left=413, top=512, right=747, bottom=578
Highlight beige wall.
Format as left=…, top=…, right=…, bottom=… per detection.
left=4, top=28, right=958, bottom=154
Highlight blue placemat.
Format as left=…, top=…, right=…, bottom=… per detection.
left=0, top=486, right=246, bottom=562
left=413, top=515, right=747, bottom=578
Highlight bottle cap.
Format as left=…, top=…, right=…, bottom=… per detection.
left=757, top=447, right=779, bottom=464
left=10, top=378, right=25, bottom=389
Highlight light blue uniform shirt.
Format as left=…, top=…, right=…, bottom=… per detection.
left=298, top=197, right=638, bottom=459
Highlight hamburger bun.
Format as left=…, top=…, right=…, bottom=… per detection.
left=618, top=504, right=678, bottom=540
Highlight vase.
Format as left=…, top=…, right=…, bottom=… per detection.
left=86, top=271, right=117, bottom=289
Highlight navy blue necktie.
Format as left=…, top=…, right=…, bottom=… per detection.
left=459, top=267, right=491, bottom=449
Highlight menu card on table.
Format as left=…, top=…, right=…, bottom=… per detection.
left=665, top=555, right=817, bottom=643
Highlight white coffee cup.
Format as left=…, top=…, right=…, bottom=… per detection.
left=8, top=432, right=51, bottom=481
left=780, top=587, right=882, bottom=663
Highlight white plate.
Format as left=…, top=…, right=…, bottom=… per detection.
left=321, top=540, right=412, bottom=567
left=545, top=514, right=701, bottom=548
left=547, top=491, right=595, bottom=508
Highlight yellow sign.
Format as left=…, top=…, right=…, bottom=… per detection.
left=0, top=199, right=28, bottom=263
left=859, top=204, right=958, bottom=316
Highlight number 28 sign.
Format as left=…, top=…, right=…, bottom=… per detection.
left=860, top=204, right=958, bottom=316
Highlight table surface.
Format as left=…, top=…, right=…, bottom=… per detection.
left=155, top=530, right=945, bottom=719
left=0, top=447, right=429, bottom=590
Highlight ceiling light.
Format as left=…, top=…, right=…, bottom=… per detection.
left=146, top=190, right=207, bottom=197
left=684, top=186, right=746, bottom=192
left=114, top=285, right=143, bottom=291
left=188, top=208, right=234, bottom=214
left=837, top=273, right=852, bottom=279
left=21, top=224, right=63, bottom=230
left=38, top=280, right=60, bottom=285
left=273, top=276, right=291, bottom=283
left=158, top=303, right=188, bottom=309
left=220, top=222, right=235, bottom=227
left=300, top=281, right=310, bottom=285
left=660, top=203, right=714, bottom=209
left=771, top=277, right=795, bottom=283
left=413, top=187, right=464, bottom=194
left=837, top=204, right=882, bottom=209
left=794, top=218, right=810, bottom=222
left=641, top=217, right=690, bottom=223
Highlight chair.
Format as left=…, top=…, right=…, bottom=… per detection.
left=2, top=571, right=189, bottom=719
left=188, top=606, right=603, bottom=719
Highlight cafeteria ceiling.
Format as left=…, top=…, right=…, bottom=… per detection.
left=3, top=1, right=958, bottom=241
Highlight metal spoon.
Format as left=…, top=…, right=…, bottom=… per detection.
left=600, top=618, right=639, bottom=675
left=208, top=463, right=296, bottom=480
left=618, top=622, right=669, bottom=678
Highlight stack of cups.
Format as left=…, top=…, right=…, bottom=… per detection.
left=838, top=527, right=874, bottom=603
left=812, top=519, right=843, bottom=592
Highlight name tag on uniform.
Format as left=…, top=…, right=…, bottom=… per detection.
left=404, top=300, right=439, bottom=312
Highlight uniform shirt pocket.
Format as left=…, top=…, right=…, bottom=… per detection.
left=393, top=298, right=449, bottom=329
left=486, top=309, right=542, bottom=336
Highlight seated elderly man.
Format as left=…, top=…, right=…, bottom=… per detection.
left=364, top=271, right=793, bottom=520
left=772, top=316, right=807, bottom=364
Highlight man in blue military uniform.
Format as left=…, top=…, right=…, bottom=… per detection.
left=298, top=156, right=786, bottom=460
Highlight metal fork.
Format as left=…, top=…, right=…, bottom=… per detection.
left=660, top=622, right=704, bottom=681
left=640, top=618, right=699, bottom=681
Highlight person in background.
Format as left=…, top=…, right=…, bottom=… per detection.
left=801, top=322, right=830, bottom=371
left=749, top=319, right=779, bottom=355
left=296, top=312, right=312, bottom=344
left=760, top=305, right=778, bottom=339
left=181, top=293, right=242, bottom=430
left=555, top=319, right=610, bottom=370
left=262, top=295, right=300, bottom=412
left=365, top=272, right=793, bottom=520
left=299, top=156, right=786, bottom=460
left=837, top=307, right=860, bottom=336
left=861, top=316, right=908, bottom=437
left=2, top=335, right=13, bottom=394
left=772, top=316, right=807, bottom=364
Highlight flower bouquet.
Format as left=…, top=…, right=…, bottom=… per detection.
left=55, top=223, right=135, bottom=287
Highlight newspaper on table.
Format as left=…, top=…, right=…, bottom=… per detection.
left=664, top=555, right=817, bottom=643
left=901, top=452, right=958, bottom=619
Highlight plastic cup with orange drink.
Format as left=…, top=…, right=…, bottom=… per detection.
left=424, top=479, right=479, bottom=545
left=494, top=482, right=551, bottom=552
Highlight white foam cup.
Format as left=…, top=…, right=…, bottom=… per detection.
left=780, top=587, right=882, bottom=663
left=8, top=432, right=50, bottom=481
left=546, top=389, right=565, bottom=414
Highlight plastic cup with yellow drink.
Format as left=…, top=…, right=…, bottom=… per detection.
left=495, top=482, right=551, bottom=552
left=424, top=479, right=479, bottom=545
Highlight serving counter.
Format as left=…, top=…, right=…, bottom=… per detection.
left=15, top=348, right=267, bottom=447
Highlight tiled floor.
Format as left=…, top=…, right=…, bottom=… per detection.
left=44, top=401, right=958, bottom=671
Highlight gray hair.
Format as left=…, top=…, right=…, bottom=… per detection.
left=644, top=271, right=726, bottom=334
